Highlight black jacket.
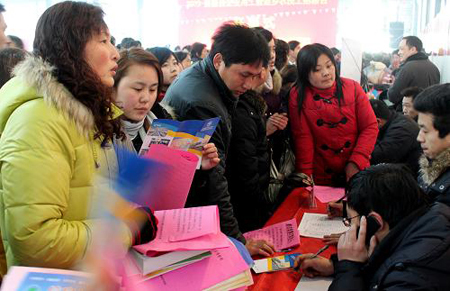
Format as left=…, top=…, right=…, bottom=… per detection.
left=371, top=111, right=422, bottom=175
left=227, top=91, right=271, bottom=233
left=163, top=58, right=245, bottom=242
left=388, top=52, right=440, bottom=111
left=418, top=148, right=450, bottom=207
left=330, top=202, right=450, bottom=291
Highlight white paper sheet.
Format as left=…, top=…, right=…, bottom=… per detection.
left=294, top=276, right=333, bottom=291
left=298, top=213, right=349, bottom=238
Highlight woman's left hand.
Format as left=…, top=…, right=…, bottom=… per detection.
left=345, top=162, right=359, bottom=181
left=201, top=143, right=220, bottom=170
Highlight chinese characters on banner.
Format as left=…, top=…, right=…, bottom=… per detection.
left=178, top=0, right=338, bottom=47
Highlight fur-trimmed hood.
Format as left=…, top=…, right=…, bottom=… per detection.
left=419, top=147, right=450, bottom=185
left=0, top=55, right=94, bottom=137
left=254, top=68, right=282, bottom=96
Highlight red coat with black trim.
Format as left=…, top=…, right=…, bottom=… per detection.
left=288, top=77, right=378, bottom=185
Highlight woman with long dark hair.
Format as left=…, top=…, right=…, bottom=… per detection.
left=0, top=1, right=157, bottom=275
left=288, top=43, right=378, bottom=186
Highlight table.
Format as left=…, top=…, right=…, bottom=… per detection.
left=249, top=187, right=337, bottom=291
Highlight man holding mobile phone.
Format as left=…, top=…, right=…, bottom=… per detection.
left=295, top=164, right=450, bottom=290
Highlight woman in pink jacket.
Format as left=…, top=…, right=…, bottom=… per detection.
left=288, top=44, right=378, bottom=186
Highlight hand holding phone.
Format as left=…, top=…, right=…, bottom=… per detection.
left=337, top=216, right=380, bottom=263
left=357, top=215, right=381, bottom=246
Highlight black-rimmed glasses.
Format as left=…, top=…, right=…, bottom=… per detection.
left=342, top=214, right=360, bottom=227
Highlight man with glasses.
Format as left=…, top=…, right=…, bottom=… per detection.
left=164, top=23, right=274, bottom=256
left=295, top=163, right=450, bottom=290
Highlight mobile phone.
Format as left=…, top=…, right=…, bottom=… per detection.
left=357, top=216, right=381, bottom=246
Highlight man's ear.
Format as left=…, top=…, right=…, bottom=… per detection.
left=368, top=211, right=385, bottom=232
left=212, top=53, right=223, bottom=70
left=376, top=118, right=382, bottom=128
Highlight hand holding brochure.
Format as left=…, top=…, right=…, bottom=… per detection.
left=243, top=218, right=300, bottom=251
left=140, top=117, right=220, bottom=168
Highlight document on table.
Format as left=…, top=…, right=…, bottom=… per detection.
left=294, top=276, right=333, bottom=291
left=298, top=213, right=349, bottom=238
left=243, top=218, right=300, bottom=251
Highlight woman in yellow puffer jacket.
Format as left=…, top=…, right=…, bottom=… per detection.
left=0, top=1, right=157, bottom=276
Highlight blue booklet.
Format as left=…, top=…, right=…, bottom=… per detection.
left=140, top=117, right=220, bottom=168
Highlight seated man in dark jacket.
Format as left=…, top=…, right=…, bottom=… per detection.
left=295, top=164, right=450, bottom=291
left=414, top=83, right=450, bottom=206
left=164, top=23, right=275, bottom=256
left=369, top=99, right=422, bottom=175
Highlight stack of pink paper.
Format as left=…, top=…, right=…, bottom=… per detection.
left=130, top=238, right=252, bottom=290
left=127, top=205, right=253, bottom=290
left=134, top=205, right=229, bottom=255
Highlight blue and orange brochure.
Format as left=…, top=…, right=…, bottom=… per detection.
left=140, top=117, right=220, bottom=168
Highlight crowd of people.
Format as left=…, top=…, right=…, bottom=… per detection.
left=0, top=1, right=449, bottom=289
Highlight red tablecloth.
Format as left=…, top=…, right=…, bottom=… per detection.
left=249, top=188, right=337, bottom=291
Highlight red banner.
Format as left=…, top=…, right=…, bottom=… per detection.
left=178, top=0, right=338, bottom=48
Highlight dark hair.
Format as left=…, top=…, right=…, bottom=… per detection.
left=33, top=1, right=122, bottom=141
left=119, top=37, right=141, bottom=49
left=209, top=22, right=270, bottom=67
left=370, top=99, right=391, bottom=120
left=295, top=43, right=343, bottom=113
left=402, top=36, right=423, bottom=52
left=146, top=47, right=176, bottom=66
left=7, top=35, right=24, bottom=49
left=252, top=27, right=273, bottom=43
left=0, top=47, right=28, bottom=88
left=401, top=86, right=423, bottom=101
left=280, top=64, right=297, bottom=87
left=182, top=45, right=192, bottom=52
left=392, top=49, right=399, bottom=55
left=346, top=163, right=428, bottom=228
left=275, top=39, right=289, bottom=71
left=414, top=83, right=450, bottom=138
left=0, top=3, right=4, bottom=12
left=330, top=47, right=340, bottom=56
left=114, top=47, right=163, bottom=98
left=191, top=42, right=206, bottom=59
left=288, top=40, right=300, bottom=51
left=174, top=51, right=189, bottom=63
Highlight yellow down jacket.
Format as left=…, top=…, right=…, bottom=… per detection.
left=0, top=56, right=132, bottom=275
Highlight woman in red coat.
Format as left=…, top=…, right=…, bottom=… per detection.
left=289, top=44, right=378, bottom=186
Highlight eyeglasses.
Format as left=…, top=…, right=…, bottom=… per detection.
left=342, top=214, right=360, bottom=227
